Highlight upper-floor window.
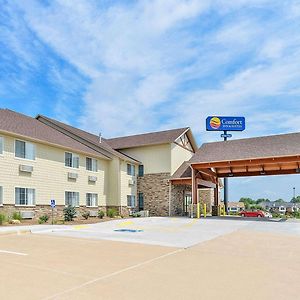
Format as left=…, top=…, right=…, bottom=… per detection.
left=65, top=152, right=79, bottom=168
left=86, top=193, right=98, bottom=207
left=0, top=137, right=3, bottom=155
left=138, top=165, right=144, bottom=177
left=15, top=187, right=35, bottom=206
left=127, top=195, right=136, bottom=207
left=0, top=186, right=2, bottom=205
left=65, top=191, right=79, bottom=207
left=86, top=157, right=98, bottom=172
left=127, top=164, right=135, bottom=176
left=15, top=140, right=35, bottom=160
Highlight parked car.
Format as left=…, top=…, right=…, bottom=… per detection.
left=239, top=210, right=272, bottom=218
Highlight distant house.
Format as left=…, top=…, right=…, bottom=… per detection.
left=228, top=202, right=245, bottom=213
left=260, top=201, right=300, bottom=214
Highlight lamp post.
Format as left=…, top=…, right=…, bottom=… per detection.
left=293, top=187, right=296, bottom=201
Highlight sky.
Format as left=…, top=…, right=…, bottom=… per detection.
left=1, top=0, right=300, bottom=201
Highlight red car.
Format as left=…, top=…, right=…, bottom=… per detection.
left=239, top=210, right=267, bottom=218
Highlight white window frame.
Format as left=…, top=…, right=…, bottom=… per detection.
left=0, top=186, right=3, bottom=206
left=65, top=152, right=79, bottom=169
left=127, top=195, right=136, bottom=207
left=14, top=139, right=36, bottom=161
left=0, top=137, right=3, bottom=155
left=65, top=191, right=80, bottom=207
left=127, top=164, right=135, bottom=176
left=86, top=157, right=98, bottom=172
left=15, top=187, right=36, bottom=206
left=86, top=193, right=98, bottom=207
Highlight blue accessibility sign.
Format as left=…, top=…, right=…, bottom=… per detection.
left=50, top=199, right=56, bottom=208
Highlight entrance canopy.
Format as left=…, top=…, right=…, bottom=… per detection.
left=190, top=132, right=300, bottom=178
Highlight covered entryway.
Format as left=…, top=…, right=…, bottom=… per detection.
left=189, top=132, right=300, bottom=214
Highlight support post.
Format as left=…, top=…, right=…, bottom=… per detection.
left=223, top=131, right=228, bottom=214
left=168, top=181, right=172, bottom=217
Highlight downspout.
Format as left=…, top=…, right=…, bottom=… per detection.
left=168, top=180, right=172, bottom=217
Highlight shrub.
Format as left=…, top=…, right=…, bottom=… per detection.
left=38, top=215, right=49, bottom=224
left=98, top=210, right=105, bottom=219
left=107, top=208, right=118, bottom=218
left=12, top=211, right=21, bottom=221
left=63, top=205, right=77, bottom=221
left=82, top=211, right=90, bottom=220
left=0, top=213, right=6, bottom=225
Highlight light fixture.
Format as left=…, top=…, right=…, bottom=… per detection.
left=296, top=168, right=300, bottom=173
left=228, top=173, right=234, bottom=177
left=260, top=171, right=266, bottom=175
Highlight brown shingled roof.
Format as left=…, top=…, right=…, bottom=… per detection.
left=170, top=161, right=192, bottom=179
left=190, top=132, right=300, bottom=164
left=106, top=127, right=192, bottom=149
left=0, top=109, right=105, bottom=158
left=36, top=114, right=140, bottom=163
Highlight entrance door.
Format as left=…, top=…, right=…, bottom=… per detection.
left=184, top=192, right=192, bottom=216
left=138, top=192, right=144, bottom=211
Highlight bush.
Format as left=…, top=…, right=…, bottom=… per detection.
left=82, top=211, right=90, bottom=220
left=63, top=205, right=77, bottom=221
left=0, top=213, right=6, bottom=225
left=38, top=215, right=49, bottom=224
left=98, top=210, right=105, bottom=219
left=107, top=208, right=118, bottom=218
left=12, top=211, right=21, bottom=221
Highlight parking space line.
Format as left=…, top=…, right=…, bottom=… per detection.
left=43, top=248, right=184, bottom=300
left=0, top=249, right=28, bottom=256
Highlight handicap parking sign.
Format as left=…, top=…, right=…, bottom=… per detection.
left=50, top=199, right=56, bottom=208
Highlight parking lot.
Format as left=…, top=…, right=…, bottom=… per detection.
left=1, top=217, right=300, bottom=299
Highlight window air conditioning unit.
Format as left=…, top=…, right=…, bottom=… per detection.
left=88, top=176, right=97, bottom=182
left=19, top=165, right=33, bottom=173
left=20, top=211, right=35, bottom=219
left=89, top=210, right=98, bottom=217
left=68, top=172, right=78, bottom=179
left=128, top=179, right=135, bottom=186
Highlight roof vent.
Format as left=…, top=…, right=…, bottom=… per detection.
left=99, top=133, right=102, bottom=144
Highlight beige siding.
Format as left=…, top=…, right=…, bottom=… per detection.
left=121, top=144, right=171, bottom=174
left=171, top=143, right=193, bottom=175
left=120, top=161, right=138, bottom=207
left=0, top=133, right=108, bottom=207
left=107, top=157, right=121, bottom=206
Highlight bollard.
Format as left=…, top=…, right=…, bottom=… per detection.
left=197, top=202, right=200, bottom=219
left=204, top=203, right=207, bottom=218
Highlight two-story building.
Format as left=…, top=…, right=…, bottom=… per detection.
left=0, top=109, right=199, bottom=219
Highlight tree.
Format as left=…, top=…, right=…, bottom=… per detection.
left=291, top=196, right=300, bottom=203
left=256, top=198, right=270, bottom=204
left=274, top=198, right=285, bottom=203
left=239, top=197, right=255, bottom=205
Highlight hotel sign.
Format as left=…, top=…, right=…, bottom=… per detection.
left=206, top=116, right=245, bottom=131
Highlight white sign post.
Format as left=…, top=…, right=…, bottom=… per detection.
left=50, top=199, right=56, bottom=225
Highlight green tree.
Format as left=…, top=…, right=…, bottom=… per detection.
left=256, top=198, right=270, bottom=204
left=274, top=198, right=285, bottom=203
left=291, top=196, right=300, bottom=203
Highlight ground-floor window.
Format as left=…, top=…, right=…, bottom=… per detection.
left=65, top=191, right=79, bottom=207
left=0, top=186, right=2, bottom=205
left=138, top=192, right=144, bottom=211
left=127, top=195, right=136, bottom=207
left=86, top=193, right=98, bottom=207
left=15, top=187, right=35, bottom=206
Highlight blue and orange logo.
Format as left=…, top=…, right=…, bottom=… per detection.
left=209, top=117, right=221, bottom=129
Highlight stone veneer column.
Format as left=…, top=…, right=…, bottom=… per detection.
left=137, top=173, right=170, bottom=216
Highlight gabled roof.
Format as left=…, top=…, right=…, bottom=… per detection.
left=170, top=161, right=192, bottom=179
left=0, top=109, right=103, bottom=158
left=106, top=127, right=197, bottom=150
left=190, top=132, right=300, bottom=164
left=36, top=115, right=140, bottom=163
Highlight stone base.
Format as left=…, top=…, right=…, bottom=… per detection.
left=0, top=205, right=130, bottom=220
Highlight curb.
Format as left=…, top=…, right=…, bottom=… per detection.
left=0, top=229, right=31, bottom=236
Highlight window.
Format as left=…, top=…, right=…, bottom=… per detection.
left=65, top=191, right=79, bottom=207
left=0, top=137, right=3, bottom=155
left=138, top=165, right=144, bottom=177
left=15, top=140, right=35, bottom=160
left=127, top=164, right=135, bottom=176
left=15, top=188, right=35, bottom=206
left=86, top=157, right=98, bottom=172
left=0, top=186, right=2, bottom=205
left=127, top=195, right=136, bottom=207
left=86, top=193, right=98, bottom=207
left=138, top=192, right=144, bottom=211
left=65, top=152, right=79, bottom=168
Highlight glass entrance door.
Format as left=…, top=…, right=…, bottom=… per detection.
left=184, top=192, right=192, bottom=216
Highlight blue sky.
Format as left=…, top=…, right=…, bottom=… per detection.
left=1, top=0, right=300, bottom=201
